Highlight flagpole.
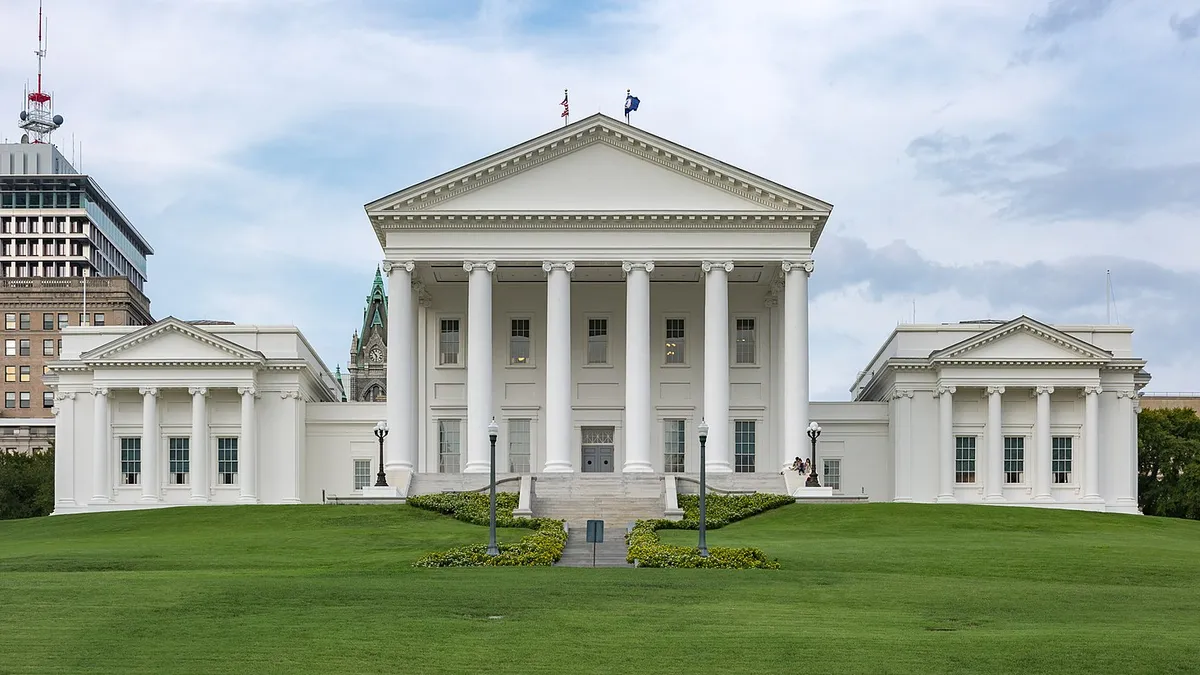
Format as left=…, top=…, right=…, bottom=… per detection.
left=625, top=88, right=630, bottom=124
left=561, top=89, right=569, bottom=126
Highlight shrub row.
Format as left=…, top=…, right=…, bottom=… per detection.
left=407, top=492, right=567, bottom=567
left=626, top=492, right=794, bottom=569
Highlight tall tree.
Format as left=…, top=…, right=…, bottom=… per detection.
left=1138, top=408, right=1200, bottom=519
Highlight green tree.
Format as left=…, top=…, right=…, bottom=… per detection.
left=1138, top=408, right=1200, bottom=519
left=0, top=448, right=55, bottom=520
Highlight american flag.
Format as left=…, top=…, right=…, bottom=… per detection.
left=561, top=90, right=569, bottom=119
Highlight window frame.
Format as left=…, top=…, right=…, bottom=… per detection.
left=43, top=339, right=54, bottom=357
left=120, top=437, right=142, bottom=485
left=353, top=458, right=372, bottom=490
left=734, top=419, right=757, bottom=473
left=1052, top=436, right=1074, bottom=485
left=4, top=339, right=14, bottom=356
left=18, top=339, right=30, bottom=357
left=168, top=437, right=190, bottom=486
left=42, top=313, right=53, bottom=331
left=954, top=435, right=977, bottom=485
left=663, top=316, right=688, bottom=366
left=732, top=316, right=759, bottom=366
left=507, top=316, right=534, bottom=367
left=437, top=418, right=462, bottom=473
left=18, top=313, right=30, bottom=330
left=3, top=313, right=14, bottom=330
left=3, top=392, right=13, bottom=408
left=3, top=365, right=13, bottom=382
left=216, top=436, right=240, bottom=486
left=93, top=313, right=105, bottom=327
left=18, top=392, right=30, bottom=409
left=436, top=315, right=464, bottom=368
left=584, top=315, right=612, bottom=367
left=507, top=418, right=532, bottom=473
left=823, top=457, right=842, bottom=492
left=43, top=391, right=54, bottom=408
left=1003, top=435, right=1026, bottom=485
left=663, top=418, right=686, bottom=473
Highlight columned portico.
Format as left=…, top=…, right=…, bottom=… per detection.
left=702, top=260, right=733, bottom=472
left=464, top=261, right=495, bottom=473
left=384, top=260, right=416, bottom=473
left=139, top=387, right=160, bottom=503
left=782, top=260, right=813, bottom=464
left=622, top=261, right=654, bottom=473
left=543, top=261, right=574, bottom=472
left=189, top=387, right=209, bottom=503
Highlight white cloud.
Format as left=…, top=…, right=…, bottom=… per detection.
left=0, top=0, right=1194, bottom=396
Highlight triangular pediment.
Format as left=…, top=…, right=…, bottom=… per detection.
left=366, top=114, right=832, bottom=217
left=82, top=317, right=266, bottom=366
left=931, top=317, right=1112, bottom=363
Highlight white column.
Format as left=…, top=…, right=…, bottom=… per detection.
left=782, top=260, right=813, bottom=464
left=53, top=392, right=77, bottom=507
left=935, top=385, right=956, bottom=503
left=622, top=261, right=654, bottom=473
left=542, top=261, right=574, bottom=472
left=1034, top=385, right=1054, bottom=501
left=892, top=390, right=913, bottom=501
left=1084, top=385, right=1102, bottom=500
left=464, top=261, right=495, bottom=474
left=384, top=260, right=416, bottom=473
left=139, top=387, right=160, bottom=503
left=238, top=386, right=258, bottom=503
left=1127, top=393, right=1141, bottom=508
left=702, top=260, right=733, bottom=472
left=90, top=387, right=110, bottom=503
left=985, top=386, right=1005, bottom=501
left=189, top=387, right=209, bottom=503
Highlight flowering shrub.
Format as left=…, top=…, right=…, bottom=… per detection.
left=408, top=492, right=566, bottom=567
left=626, top=492, right=793, bottom=569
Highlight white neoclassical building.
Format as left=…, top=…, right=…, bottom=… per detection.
left=47, top=114, right=1149, bottom=514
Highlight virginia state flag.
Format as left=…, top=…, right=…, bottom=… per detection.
left=624, top=93, right=640, bottom=115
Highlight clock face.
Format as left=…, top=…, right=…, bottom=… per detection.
left=369, top=347, right=384, bottom=363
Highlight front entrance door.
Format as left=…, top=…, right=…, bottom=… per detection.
left=581, top=426, right=615, bottom=473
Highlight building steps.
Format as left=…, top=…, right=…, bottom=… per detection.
left=555, top=526, right=634, bottom=568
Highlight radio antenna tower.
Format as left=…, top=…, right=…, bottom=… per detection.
left=17, top=1, right=65, bottom=144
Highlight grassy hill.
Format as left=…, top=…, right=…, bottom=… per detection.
left=2, top=504, right=1198, bottom=674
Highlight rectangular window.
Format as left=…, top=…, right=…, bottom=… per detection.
left=43, top=339, right=54, bottom=356
left=955, top=436, right=977, bottom=484
left=42, top=313, right=53, bottom=330
left=57, top=313, right=68, bottom=329
left=509, top=318, right=531, bottom=365
left=3, top=392, right=13, bottom=408
left=168, top=437, right=190, bottom=485
left=823, top=458, right=842, bottom=491
left=4, top=340, right=13, bottom=356
left=353, top=459, right=372, bottom=490
left=3, top=313, right=14, bottom=330
left=587, top=318, right=608, bottom=364
left=1004, top=436, right=1025, bottom=484
left=507, top=418, right=531, bottom=473
left=217, top=437, right=239, bottom=485
left=121, top=437, right=141, bottom=485
left=735, top=318, right=757, bottom=364
left=93, top=313, right=105, bottom=326
left=19, top=339, right=30, bottom=356
left=43, top=391, right=54, bottom=408
left=19, top=392, right=30, bottom=408
left=19, top=365, right=30, bottom=382
left=18, top=313, right=30, bottom=330
left=664, top=318, right=686, bottom=364
left=1052, top=436, right=1073, bottom=484
left=438, top=319, right=461, bottom=366
left=663, top=419, right=685, bottom=473
left=438, top=419, right=462, bottom=473
left=3, top=365, right=13, bottom=382
left=734, top=420, right=756, bottom=473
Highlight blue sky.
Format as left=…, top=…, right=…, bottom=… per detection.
left=2, top=0, right=1198, bottom=399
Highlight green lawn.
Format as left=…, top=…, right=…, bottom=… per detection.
left=2, top=504, right=1199, bottom=674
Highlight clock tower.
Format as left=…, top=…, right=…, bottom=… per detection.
left=347, top=267, right=389, bottom=402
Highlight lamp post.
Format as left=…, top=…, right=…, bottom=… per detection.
left=806, top=421, right=822, bottom=487
left=487, top=417, right=500, bottom=556
left=373, top=421, right=389, bottom=487
left=697, top=419, right=710, bottom=558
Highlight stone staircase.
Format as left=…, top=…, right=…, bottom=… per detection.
left=556, top=526, right=633, bottom=568
left=531, top=475, right=666, bottom=528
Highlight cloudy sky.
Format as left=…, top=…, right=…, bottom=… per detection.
left=1, top=0, right=1197, bottom=400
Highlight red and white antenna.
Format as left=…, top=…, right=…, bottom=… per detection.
left=17, top=0, right=64, bottom=144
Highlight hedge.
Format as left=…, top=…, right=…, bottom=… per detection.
left=626, top=492, right=794, bottom=569
left=0, top=449, right=54, bottom=521
left=407, top=492, right=567, bottom=567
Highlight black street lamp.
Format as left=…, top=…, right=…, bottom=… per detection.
left=806, top=421, right=822, bottom=487
left=697, top=419, right=710, bottom=558
left=487, top=417, right=500, bottom=556
left=373, top=421, right=389, bottom=487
